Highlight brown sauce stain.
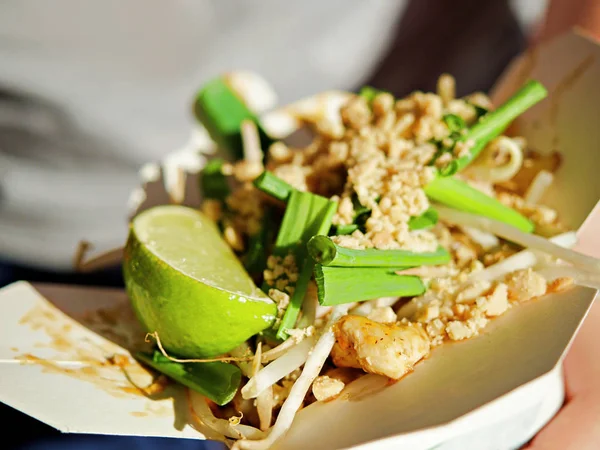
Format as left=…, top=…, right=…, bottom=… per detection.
left=10, top=347, right=18, bottom=352
left=15, top=299, right=171, bottom=408
left=131, top=411, right=149, bottom=418
left=53, top=299, right=188, bottom=424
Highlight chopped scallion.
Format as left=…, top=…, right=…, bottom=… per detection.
left=314, top=265, right=425, bottom=306
left=200, top=158, right=230, bottom=200
left=243, top=208, right=274, bottom=275
left=307, top=235, right=450, bottom=268
left=136, top=351, right=241, bottom=406
left=439, top=80, right=547, bottom=175
left=424, top=176, right=534, bottom=233
left=271, top=190, right=338, bottom=339
left=253, top=171, right=293, bottom=202
left=359, top=86, right=385, bottom=103
left=333, top=224, right=359, bottom=236
left=408, top=207, right=439, bottom=230
left=443, top=114, right=466, bottom=133
left=194, top=78, right=272, bottom=160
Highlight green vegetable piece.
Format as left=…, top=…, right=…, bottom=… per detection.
left=307, top=235, right=450, bottom=268
left=358, top=86, right=381, bottom=103
left=253, top=171, right=293, bottom=202
left=443, top=114, right=466, bottom=133
left=440, top=80, right=547, bottom=175
left=194, top=78, right=272, bottom=160
left=470, top=103, right=489, bottom=119
left=424, top=176, right=534, bottom=233
left=244, top=208, right=275, bottom=275
left=200, top=158, right=230, bottom=200
left=408, top=208, right=439, bottom=230
left=314, top=265, right=425, bottom=306
left=272, top=190, right=338, bottom=339
left=352, top=195, right=371, bottom=218
left=136, top=351, right=241, bottom=406
left=333, top=224, right=359, bottom=236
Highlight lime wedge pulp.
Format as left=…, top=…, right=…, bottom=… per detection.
left=123, top=205, right=277, bottom=358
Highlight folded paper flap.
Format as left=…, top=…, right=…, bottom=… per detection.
left=0, top=282, right=204, bottom=440
left=574, top=201, right=600, bottom=258
left=273, top=284, right=596, bottom=450
left=0, top=282, right=144, bottom=363
left=492, top=29, right=600, bottom=230
left=0, top=280, right=595, bottom=448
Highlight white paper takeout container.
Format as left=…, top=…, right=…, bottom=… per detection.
left=1, top=29, right=600, bottom=450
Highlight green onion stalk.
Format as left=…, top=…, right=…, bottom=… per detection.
left=253, top=171, right=293, bottom=202
left=438, top=80, right=547, bottom=176
left=308, top=235, right=450, bottom=268
left=135, top=351, right=241, bottom=406
left=314, top=265, right=425, bottom=306
left=194, top=77, right=272, bottom=161
left=424, top=80, right=547, bottom=233
left=269, top=190, right=338, bottom=339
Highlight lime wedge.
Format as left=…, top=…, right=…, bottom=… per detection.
left=123, top=205, right=277, bottom=358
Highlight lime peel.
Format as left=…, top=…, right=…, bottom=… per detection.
left=124, top=205, right=277, bottom=358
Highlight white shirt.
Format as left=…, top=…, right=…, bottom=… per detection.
left=0, top=0, right=545, bottom=271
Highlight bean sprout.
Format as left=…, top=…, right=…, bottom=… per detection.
left=524, top=170, right=554, bottom=205
left=468, top=231, right=577, bottom=283
left=460, top=226, right=499, bottom=250
left=188, top=391, right=265, bottom=440
left=436, top=206, right=600, bottom=272
left=241, top=336, right=315, bottom=399
left=233, top=305, right=349, bottom=450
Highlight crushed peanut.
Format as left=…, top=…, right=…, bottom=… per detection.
left=197, top=74, right=570, bottom=397
left=367, top=306, right=397, bottom=324
left=505, top=269, right=547, bottom=302
left=312, top=375, right=345, bottom=402
left=547, top=277, right=575, bottom=293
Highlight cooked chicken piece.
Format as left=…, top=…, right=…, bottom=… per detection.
left=331, top=315, right=430, bottom=380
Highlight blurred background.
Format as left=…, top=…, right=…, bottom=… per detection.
left=0, top=0, right=582, bottom=448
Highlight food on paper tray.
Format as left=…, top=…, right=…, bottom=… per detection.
left=122, top=74, right=598, bottom=449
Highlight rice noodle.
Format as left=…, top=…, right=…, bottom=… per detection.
left=460, top=226, right=499, bottom=250
left=316, top=304, right=333, bottom=318
left=351, top=300, right=377, bottom=317
left=524, top=170, right=554, bottom=205
left=241, top=336, right=315, bottom=399
left=188, top=391, right=265, bottom=440
left=437, top=73, right=455, bottom=105
left=469, top=231, right=578, bottom=283
left=297, top=289, right=317, bottom=328
left=436, top=206, right=600, bottom=272
left=233, top=305, right=349, bottom=450
left=465, top=137, right=524, bottom=183
left=351, top=297, right=398, bottom=317
left=241, top=120, right=263, bottom=162
left=260, top=338, right=303, bottom=363
left=536, top=264, right=600, bottom=290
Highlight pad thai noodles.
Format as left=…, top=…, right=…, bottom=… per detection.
left=125, top=74, right=600, bottom=449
